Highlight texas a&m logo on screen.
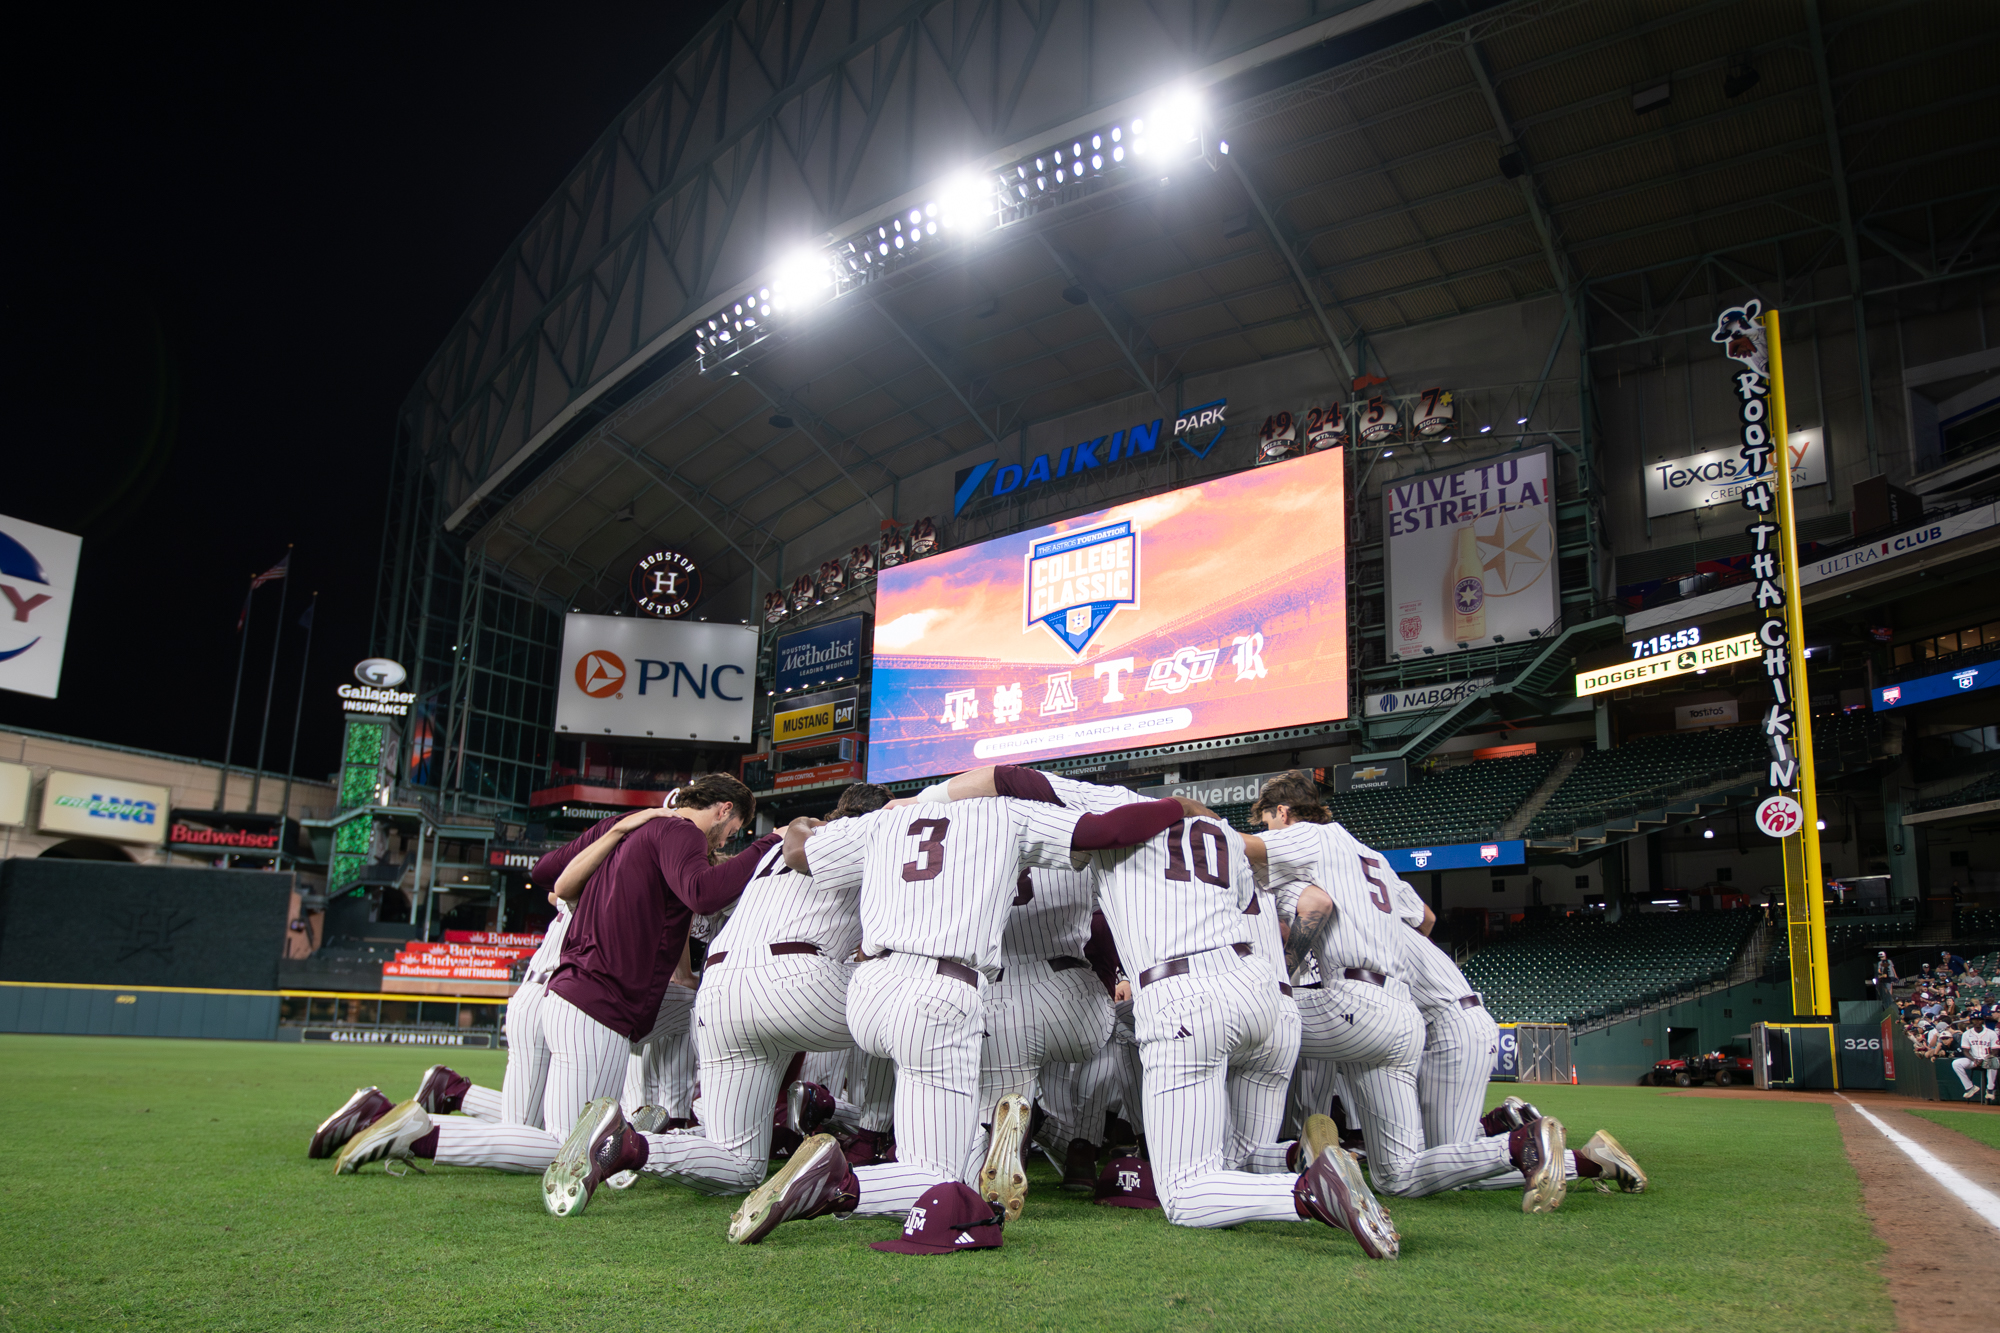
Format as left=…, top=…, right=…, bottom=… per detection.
left=1023, top=520, right=1139, bottom=655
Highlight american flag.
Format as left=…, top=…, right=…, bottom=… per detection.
left=236, top=552, right=291, bottom=630
left=251, top=553, right=290, bottom=588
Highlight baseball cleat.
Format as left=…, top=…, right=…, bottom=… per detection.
left=785, top=1080, right=836, bottom=1136
left=1293, top=1141, right=1399, bottom=1259
left=1297, top=1113, right=1343, bottom=1175
left=412, top=1065, right=469, bottom=1115
left=1480, top=1094, right=1541, bottom=1137
left=979, top=1094, right=1032, bottom=1221
left=1575, top=1130, right=1647, bottom=1193
left=727, top=1133, right=859, bottom=1245
left=629, top=1104, right=670, bottom=1133
left=542, top=1098, right=648, bottom=1218
left=332, top=1099, right=432, bottom=1175
left=309, top=1086, right=392, bottom=1159
left=1517, top=1117, right=1567, bottom=1214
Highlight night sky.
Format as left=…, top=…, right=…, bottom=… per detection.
left=4, top=4, right=724, bottom=787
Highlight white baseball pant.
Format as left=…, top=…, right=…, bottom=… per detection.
left=638, top=953, right=855, bottom=1194
left=1224, top=989, right=1301, bottom=1172
left=622, top=982, right=697, bottom=1116
left=1418, top=1002, right=1501, bottom=1149
left=1135, top=951, right=1302, bottom=1227
left=960, top=963, right=1112, bottom=1180
left=429, top=992, right=628, bottom=1171
left=1301, top=980, right=1512, bottom=1197
left=438, top=984, right=548, bottom=1124
left=1951, top=1056, right=1996, bottom=1095
left=844, top=952, right=989, bottom=1217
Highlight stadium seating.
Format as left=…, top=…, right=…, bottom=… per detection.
left=1208, top=752, right=1557, bottom=845
left=1917, top=769, right=2000, bottom=812
left=1459, top=909, right=1759, bottom=1025
left=1526, top=729, right=1763, bottom=839
left=1525, top=714, right=1883, bottom=840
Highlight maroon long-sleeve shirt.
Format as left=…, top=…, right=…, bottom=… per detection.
left=533, top=816, right=778, bottom=1040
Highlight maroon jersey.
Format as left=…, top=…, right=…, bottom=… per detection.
left=542, top=816, right=777, bottom=1039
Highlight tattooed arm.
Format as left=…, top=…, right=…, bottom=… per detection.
left=1284, top=882, right=1333, bottom=980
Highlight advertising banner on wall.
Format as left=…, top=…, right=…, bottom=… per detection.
left=774, top=616, right=867, bottom=693
left=1384, top=446, right=1557, bottom=659
left=38, top=770, right=170, bottom=845
left=0, top=512, right=83, bottom=700
left=553, top=614, right=756, bottom=743
left=0, top=760, right=28, bottom=827
left=772, top=685, right=860, bottom=747
left=1362, top=676, right=1496, bottom=718
left=868, top=450, right=1349, bottom=784
left=1644, top=428, right=1825, bottom=518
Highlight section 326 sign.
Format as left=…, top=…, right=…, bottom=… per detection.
left=867, top=448, right=1348, bottom=784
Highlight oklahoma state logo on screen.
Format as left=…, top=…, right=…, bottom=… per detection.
left=1023, top=520, right=1139, bottom=655
left=575, top=650, right=626, bottom=697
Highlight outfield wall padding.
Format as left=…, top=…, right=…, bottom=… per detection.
left=0, top=984, right=279, bottom=1041
left=0, top=859, right=292, bottom=991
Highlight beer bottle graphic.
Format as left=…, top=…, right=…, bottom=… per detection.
left=1449, top=522, right=1486, bottom=642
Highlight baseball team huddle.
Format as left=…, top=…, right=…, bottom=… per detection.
left=308, top=766, right=1647, bottom=1258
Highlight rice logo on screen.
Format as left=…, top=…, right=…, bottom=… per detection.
left=575, top=650, right=627, bottom=698
left=354, top=658, right=407, bottom=687
left=1024, top=520, right=1139, bottom=655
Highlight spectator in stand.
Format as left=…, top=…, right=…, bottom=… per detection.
left=1869, top=952, right=1898, bottom=999
left=1941, top=951, right=1968, bottom=978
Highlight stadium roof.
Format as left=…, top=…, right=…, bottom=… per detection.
left=407, top=0, right=1998, bottom=613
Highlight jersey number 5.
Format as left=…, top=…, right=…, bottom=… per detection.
left=902, top=818, right=951, bottom=882
left=1358, top=855, right=1394, bottom=913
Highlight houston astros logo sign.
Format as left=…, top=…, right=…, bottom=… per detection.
left=1023, top=520, right=1139, bottom=655
left=631, top=548, right=702, bottom=618
left=575, top=650, right=627, bottom=698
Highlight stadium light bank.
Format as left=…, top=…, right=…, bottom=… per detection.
left=696, top=83, right=1221, bottom=378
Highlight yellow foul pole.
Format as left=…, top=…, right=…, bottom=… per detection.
left=1763, top=311, right=1832, bottom=1018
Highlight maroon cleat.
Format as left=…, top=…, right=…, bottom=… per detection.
left=413, top=1066, right=471, bottom=1115
left=784, top=1080, right=836, bottom=1136
left=1060, top=1137, right=1099, bottom=1192
left=728, top=1133, right=859, bottom=1244
left=1293, top=1138, right=1399, bottom=1259
left=543, top=1098, right=649, bottom=1218
left=309, top=1086, right=393, bottom=1159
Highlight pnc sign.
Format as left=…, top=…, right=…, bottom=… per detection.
left=554, top=614, right=756, bottom=743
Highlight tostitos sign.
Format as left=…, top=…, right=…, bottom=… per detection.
left=553, top=614, right=755, bottom=742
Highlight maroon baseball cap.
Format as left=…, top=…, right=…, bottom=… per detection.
left=1092, top=1155, right=1160, bottom=1209
left=869, top=1182, right=1005, bottom=1254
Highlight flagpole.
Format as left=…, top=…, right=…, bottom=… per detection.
left=277, top=591, right=318, bottom=859
left=249, top=546, right=293, bottom=812
left=215, top=574, right=257, bottom=810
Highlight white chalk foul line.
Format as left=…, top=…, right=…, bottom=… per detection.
left=1839, top=1095, right=2000, bottom=1233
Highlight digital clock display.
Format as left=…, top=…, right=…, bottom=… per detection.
left=1630, top=626, right=1702, bottom=659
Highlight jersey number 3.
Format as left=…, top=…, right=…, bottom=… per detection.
left=902, top=817, right=951, bottom=881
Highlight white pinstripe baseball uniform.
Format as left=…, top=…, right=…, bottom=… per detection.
left=802, top=797, right=1088, bottom=1218
left=456, top=903, right=571, bottom=1127
left=1222, top=878, right=1303, bottom=1172
left=634, top=840, right=868, bottom=1192
left=1398, top=927, right=1501, bottom=1151
left=1258, top=822, right=1513, bottom=1196
left=427, top=820, right=777, bottom=1174
left=958, top=862, right=1115, bottom=1181
left=622, top=980, right=697, bottom=1118
left=1039, top=775, right=1303, bottom=1229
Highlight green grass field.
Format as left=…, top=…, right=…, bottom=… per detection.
left=0, top=1035, right=1891, bottom=1333
left=1907, top=1105, right=2000, bottom=1150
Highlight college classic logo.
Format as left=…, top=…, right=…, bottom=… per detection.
left=1024, top=520, right=1139, bottom=655
left=575, top=650, right=627, bottom=697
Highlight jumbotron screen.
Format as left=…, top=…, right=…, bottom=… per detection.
left=866, top=448, right=1348, bottom=783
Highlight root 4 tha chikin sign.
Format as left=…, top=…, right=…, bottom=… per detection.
left=1714, top=299, right=1829, bottom=1018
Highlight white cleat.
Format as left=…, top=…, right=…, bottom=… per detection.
left=978, top=1094, right=1032, bottom=1222
left=332, top=1099, right=432, bottom=1176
